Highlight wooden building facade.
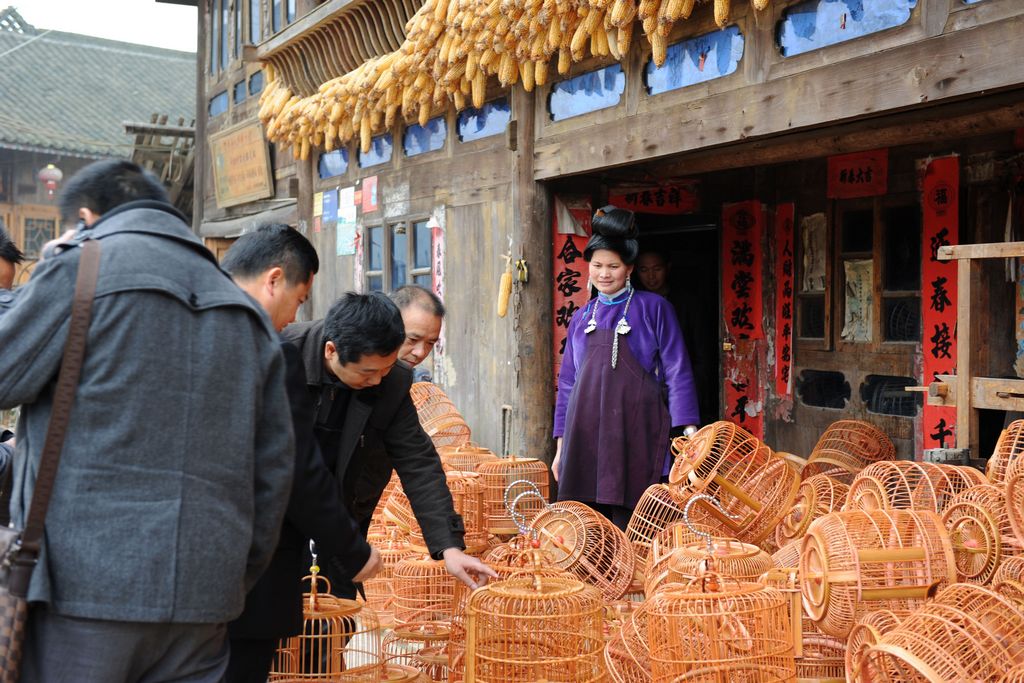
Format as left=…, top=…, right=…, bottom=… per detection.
left=194, top=0, right=1024, bottom=464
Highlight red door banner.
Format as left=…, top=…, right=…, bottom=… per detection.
left=608, top=181, right=700, bottom=215
left=552, top=197, right=592, bottom=389
left=921, top=155, right=959, bottom=450
left=774, top=203, right=796, bottom=397
left=722, top=201, right=766, bottom=439
left=827, top=149, right=889, bottom=199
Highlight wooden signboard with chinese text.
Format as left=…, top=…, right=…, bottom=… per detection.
left=209, top=121, right=274, bottom=208
left=827, top=149, right=888, bottom=199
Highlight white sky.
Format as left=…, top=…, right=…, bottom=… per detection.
left=12, top=1, right=198, bottom=52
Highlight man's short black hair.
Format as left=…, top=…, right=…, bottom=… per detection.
left=221, top=223, right=320, bottom=285
left=0, top=224, right=23, bottom=265
left=391, top=284, right=445, bottom=318
left=58, top=159, right=169, bottom=223
left=324, top=292, right=405, bottom=365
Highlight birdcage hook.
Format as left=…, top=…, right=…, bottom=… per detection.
left=683, top=493, right=741, bottom=557
left=503, top=479, right=547, bottom=534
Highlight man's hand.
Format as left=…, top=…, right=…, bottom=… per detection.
left=39, top=229, right=78, bottom=263
left=551, top=437, right=563, bottom=482
left=351, top=545, right=383, bottom=583
left=442, top=547, right=498, bottom=590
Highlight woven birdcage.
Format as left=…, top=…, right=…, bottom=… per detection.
left=799, top=509, right=956, bottom=639
left=802, top=420, right=895, bottom=483
left=646, top=574, right=796, bottom=682
left=372, top=471, right=403, bottom=522
left=381, top=664, right=433, bottom=682
left=759, top=567, right=845, bottom=683
left=527, top=499, right=636, bottom=601
left=604, top=602, right=651, bottom=683
left=476, top=457, right=549, bottom=536
left=988, top=420, right=1024, bottom=485
left=646, top=539, right=773, bottom=596
left=625, top=484, right=689, bottom=564
left=438, top=443, right=499, bottom=472
left=776, top=474, right=849, bottom=549
left=777, top=451, right=808, bottom=473
left=362, top=532, right=416, bottom=627
left=410, top=382, right=472, bottom=448
left=771, top=540, right=801, bottom=569
left=392, top=554, right=458, bottom=627
left=862, top=583, right=1024, bottom=682
left=464, top=574, right=608, bottom=682
left=942, top=483, right=1023, bottom=585
left=844, top=610, right=907, bottom=683
left=270, top=574, right=385, bottom=681
left=382, top=621, right=450, bottom=681
left=408, top=471, right=490, bottom=555
left=994, top=556, right=1024, bottom=605
left=1003, top=665, right=1024, bottom=683
left=668, top=421, right=773, bottom=489
left=845, top=460, right=986, bottom=515
left=1006, top=457, right=1024, bottom=548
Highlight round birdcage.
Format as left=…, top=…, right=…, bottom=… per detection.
left=775, top=474, right=849, bottom=549
left=845, top=460, right=986, bottom=515
left=646, top=574, right=796, bottom=682
left=777, top=451, right=808, bottom=473
left=987, top=420, right=1024, bottom=486
left=646, top=539, right=772, bottom=596
left=1006, top=458, right=1024, bottom=548
left=771, top=540, right=801, bottom=569
left=1002, top=664, right=1024, bottom=683
left=604, top=601, right=650, bottom=683
left=526, top=498, right=636, bottom=601
left=464, top=574, right=608, bottom=682
left=438, top=443, right=499, bottom=472
left=844, top=609, right=907, bottom=683
left=476, top=457, right=550, bottom=536
left=802, top=420, right=895, bottom=483
left=800, top=509, right=956, bottom=639
left=410, top=382, right=472, bottom=448
left=994, top=556, right=1024, bottom=605
left=624, top=484, right=689, bottom=564
left=668, top=421, right=773, bottom=489
left=408, top=471, right=490, bottom=555
left=362, top=531, right=416, bottom=627
left=382, top=621, right=450, bottom=681
left=862, top=583, right=1024, bottom=682
left=270, top=574, right=385, bottom=681
left=942, top=483, right=1023, bottom=585
left=380, top=663, right=433, bottom=682
left=373, top=471, right=404, bottom=522
left=392, top=554, right=458, bottom=628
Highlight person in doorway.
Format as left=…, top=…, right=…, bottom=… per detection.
left=552, top=206, right=700, bottom=530
left=282, top=293, right=496, bottom=594
left=222, top=224, right=383, bottom=683
left=0, top=159, right=294, bottom=683
left=0, top=223, right=23, bottom=290
left=636, top=250, right=671, bottom=298
left=391, top=284, right=444, bottom=371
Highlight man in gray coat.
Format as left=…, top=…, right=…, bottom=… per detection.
left=0, top=160, right=294, bottom=683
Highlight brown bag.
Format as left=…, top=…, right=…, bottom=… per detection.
left=0, top=239, right=100, bottom=681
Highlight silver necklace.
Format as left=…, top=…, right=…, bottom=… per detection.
left=584, top=286, right=635, bottom=369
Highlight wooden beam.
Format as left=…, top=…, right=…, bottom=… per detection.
left=937, top=241, right=1024, bottom=261
left=123, top=122, right=196, bottom=138
left=253, top=0, right=361, bottom=60
left=956, top=258, right=980, bottom=452
left=971, top=377, right=1024, bottom=412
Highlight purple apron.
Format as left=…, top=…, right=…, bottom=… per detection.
left=557, top=328, right=670, bottom=509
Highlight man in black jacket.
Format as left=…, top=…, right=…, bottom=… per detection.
left=283, top=293, right=496, bottom=595
left=222, top=225, right=382, bottom=683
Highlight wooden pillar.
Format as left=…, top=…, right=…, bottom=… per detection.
left=511, top=88, right=554, bottom=463
left=192, top=0, right=208, bottom=232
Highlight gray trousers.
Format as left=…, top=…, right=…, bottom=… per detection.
left=21, top=605, right=229, bottom=683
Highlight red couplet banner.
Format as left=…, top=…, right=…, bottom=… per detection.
left=552, top=198, right=593, bottom=389
left=774, top=203, right=796, bottom=397
left=921, top=156, right=960, bottom=450
left=827, top=149, right=889, bottom=199
left=607, top=181, right=700, bottom=215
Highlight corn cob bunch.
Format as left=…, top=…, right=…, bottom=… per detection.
left=258, top=0, right=758, bottom=154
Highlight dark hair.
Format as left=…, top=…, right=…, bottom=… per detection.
left=323, top=292, right=406, bottom=364
left=391, top=284, right=445, bottom=318
left=584, top=205, right=639, bottom=264
left=58, top=159, right=168, bottom=223
left=0, top=224, right=23, bottom=265
left=221, top=223, right=320, bottom=285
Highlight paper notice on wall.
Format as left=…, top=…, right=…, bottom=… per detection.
left=336, top=186, right=356, bottom=256
left=801, top=213, right=827, bottom=292
left=841, top=259, right=873, bottom=342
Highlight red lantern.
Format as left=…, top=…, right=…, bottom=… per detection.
left=37, top=164, right=63, bottom=196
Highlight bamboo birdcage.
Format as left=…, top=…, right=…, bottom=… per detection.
left=604, top=601, right=651, bottom=683
left=771, top=540, right=802, bottom=569
left=759, top=567, right=845, bottom=683
left=844, top=609, right=908, bottom=683
left=646, top=538, right=773, bottom=596
left=464, top=574, right=608, bottom=682
left=988, top=419, right=1024, bottom=485
left=1003, top=665, right=1024, bottom=683
left=362, top=531, right=416, bottom=626
left=845, top=460, right=986, bottom=515
left=625, top=483, right=689, bottom=564
left=384, top=472, right=490, bottom=555
left=373, top=471, right=404, bottom=522
left=381, top=621, right=450, bottom=681
left=799, top=509, right=956, bottom=639
left=270, top=574, right=385, bottom=681
left=438, top=443, right=499, bottom=472
left=1006, top=457, right=1024, bottom=548
left=476, top=457, right=549, bottom=536
left=994, top=556, right=1024, bottom=605
left=381, top=664, right=433, bottom=682
left=776, top=474, right=849, bottom=550
left=801, top=420, right=895, bottom=483
left=862, top=583, right=1024, bottom=682
left=392, top=555, right=458, bottom=627
left=942, top=483, right=1023, bottom=585
left=410, top=382, right=472, bottom=448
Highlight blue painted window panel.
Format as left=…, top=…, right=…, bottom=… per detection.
left=233, top=80, right=246, bottom=104
left=287, top=0, right=296, bottom=23
left=318, top=149, right=348, bottom=179
left=548, top=63, right=626, bottom=122
left=272, top=0, right=281, bottom=32
left=962, top=0, right=984, bottom=3
left=391, top=226, right=408, bottom=291
left=646, top=26, right=744, bottom=95
left=250, top=0, right=261, bottom=42
left=413, top=220, right=431, bottom=269
left=249, top=70, right=265, bottom=96
left=456, top=99, right=512, bottom=142
left=777, top=0, right=918, bottom=58
left=403, top=117, right=447, bottom=156
left=208, top=91, right=229, bottom=117
left=368, top=226, right=384, bottom=271
left=358, top=134, right=393, bottom=168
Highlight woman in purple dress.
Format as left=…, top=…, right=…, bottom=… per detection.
left=552, top=206, right=700, bottom=530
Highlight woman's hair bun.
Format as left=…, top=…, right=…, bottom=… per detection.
left=592, top=205, right=638, bottom=239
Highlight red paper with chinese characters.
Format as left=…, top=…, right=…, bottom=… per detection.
left=774, top=203, right=795, bottom=397
left=827, top=149, right=888, bottom=199
left=921, top=156, right=959, bottom=449
left=608, top=181, right=700, bottom=215
left=552, top=199, right=592, bottom=389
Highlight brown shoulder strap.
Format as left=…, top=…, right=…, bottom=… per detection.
left=20, top=239, right=101, bottom=556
